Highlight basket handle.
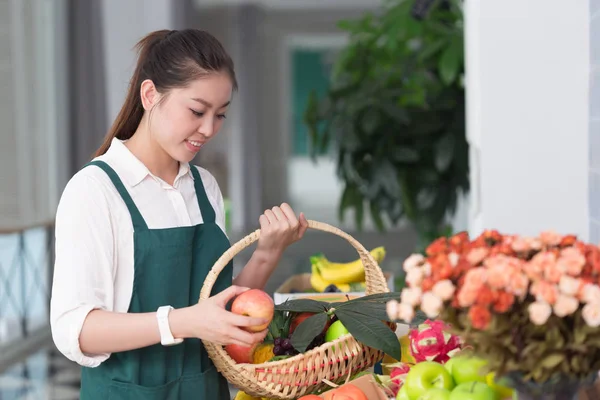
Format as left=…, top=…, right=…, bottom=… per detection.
left=199, top=219, right=390, bottom=301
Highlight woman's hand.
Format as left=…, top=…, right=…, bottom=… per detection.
left=171, top=285, right=269, bottom=347
left=256, top=203, right=308, bottom=258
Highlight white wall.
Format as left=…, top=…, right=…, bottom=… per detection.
left=100, top=0, right=177, bottom=125
left=465, top=0, right=590, bottom=239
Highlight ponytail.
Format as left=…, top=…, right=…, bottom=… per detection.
left=94, top=30, right=170, bottom=157
left=93, top=28, right=237, bottom=158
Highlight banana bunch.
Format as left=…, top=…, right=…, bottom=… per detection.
left=309, top=246, right=386, bottom=293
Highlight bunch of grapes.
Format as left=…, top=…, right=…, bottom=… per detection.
left=273, top=337, right=299, bottom=356
left=305, top=332, right=326, bottom=351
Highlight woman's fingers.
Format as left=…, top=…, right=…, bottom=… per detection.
left=227, top=312, right=269, bottom=329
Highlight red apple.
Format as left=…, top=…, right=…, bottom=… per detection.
left=231, top=289, right=275, bottom=332
left=298, top=395, right=322, bottom=400
left=224, top=342, right=257, bottom=364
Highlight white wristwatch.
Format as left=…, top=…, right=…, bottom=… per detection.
left=156, top=306, right=183, bottom=346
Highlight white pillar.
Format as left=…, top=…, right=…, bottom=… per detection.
left=465, top=0, right=590, bottom=239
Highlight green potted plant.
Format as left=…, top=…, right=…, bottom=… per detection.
left=303, top=0, right=468, bottom=251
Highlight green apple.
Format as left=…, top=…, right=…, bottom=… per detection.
left=449, top=381, right=498, bottom=400
left=396, top=385, right=410, bottom=400
left=325, top=320, right=349, bottom=342
left=404, top=361, right=455, bottom=400
left=444, top=358, right=457, bottom=375
left=449, top=355, right=488, bottom=384
left=417, top=388, right=451, bottom=400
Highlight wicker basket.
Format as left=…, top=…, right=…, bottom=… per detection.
left=199, top=220, right=392, bottom=399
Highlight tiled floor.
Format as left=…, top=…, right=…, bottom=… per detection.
left=0, top=344, right=241, bottom=400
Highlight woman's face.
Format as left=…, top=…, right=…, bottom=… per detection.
left=148, top=71, right=233, bottom=163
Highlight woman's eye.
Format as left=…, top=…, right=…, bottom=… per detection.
left=217, top=114, right=227, bottom=120
left=191, top=109, right=203, bottom=117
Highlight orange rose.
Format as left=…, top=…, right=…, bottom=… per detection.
left=476, top=285, right=497, bottom=307
left=467, top=247, right=489, bottom=266
left=468, top=305, right=492, bottom=330
left=426, top=237, right=448, bottom=257
left=493, top=291, right=515, bottom=313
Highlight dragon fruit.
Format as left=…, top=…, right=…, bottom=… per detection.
left=408, top=319, right=462, bottom=364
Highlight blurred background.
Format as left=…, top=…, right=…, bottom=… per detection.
left=0, top=0, right=594, bottom=398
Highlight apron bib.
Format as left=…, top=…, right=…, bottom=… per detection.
left=79, top=161, right=232, bottom=400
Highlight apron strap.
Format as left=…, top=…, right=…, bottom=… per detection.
left=189, top=166, right=216, bottom=224
left=85, top=160, right=149, bottom=231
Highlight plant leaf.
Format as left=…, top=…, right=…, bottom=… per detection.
left=434, top=133, right=455, bottom=172
left=335, top=309, right=401, bottom=360
left=438, top=35, right=463, bottom=85
left=344, top=292, right=402, bottom=303
left=274, top=299, right=329, bottom=313
left=291, top=312, right=329, bottom=352
left=334, top=301, right=392, bottom=321
left=541, top=353, right=564, bottom=369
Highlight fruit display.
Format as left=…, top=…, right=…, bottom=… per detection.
left=374, top=319, right=514, bottom=400
left=309, top=246, right=386, bottom=293
left=224, top=288, right=401, bottom=398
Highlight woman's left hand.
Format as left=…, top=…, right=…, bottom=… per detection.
left=256, top=203, right=308, bottom=258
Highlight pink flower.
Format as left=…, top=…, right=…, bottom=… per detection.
left=558, top=276, right=581, bottom=297
left=540, top=230, right=563, bottom=247
left=448, top=252, right=460, bottom=267
left=553, top=294, right=579, bottom=317
left=557, top=247, right=586, bottom=276
left=525, top=252, right=557, bottom=281
left=486, top=261, right=511, bottom=290
left=531, top=280, right=559, bottom=305
left=528, top=301, right=552, bottom=325
left=386, top=299, right=399, bottom=321
left=544, top=262, right=564, bottom=284
left=582, top=303, right=600, bottom=327
left=506, top=272, right=530, bottom=299
left=398, top=303, right=415, bottom=323
left=403, top=254, right=425, bottom=272
left=421, top=293, right=443, bottom=318
left=580, top=283, right=600, bottom=304
left=457, top=287, right=478, bottom=308
left=511, top=236, right=541, bottom=252
left=466, top=247, right=489, bottom=265
left=464, top=267, right=487, bottom=288
left=406, top=268, right=425, bottom=288
left=401, top=287, right=423, bottom=307
left=432, top=280, right=456, bottom=301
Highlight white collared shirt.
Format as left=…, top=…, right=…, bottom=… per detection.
left=50, top=138, right=226, bottom=368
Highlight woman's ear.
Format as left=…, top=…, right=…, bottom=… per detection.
left=140, top=79, right=159, bottom=111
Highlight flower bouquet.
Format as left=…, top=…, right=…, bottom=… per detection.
left=386, top=230, right=600, bottom=399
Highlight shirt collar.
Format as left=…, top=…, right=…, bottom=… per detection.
left=105, top=138, right=192, bottom=187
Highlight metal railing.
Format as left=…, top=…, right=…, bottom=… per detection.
left=0, top=220, right=55, bottom=373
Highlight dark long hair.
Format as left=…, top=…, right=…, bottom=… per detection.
left=94, top=29, right=237, bottom=157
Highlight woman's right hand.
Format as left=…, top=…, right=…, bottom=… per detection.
left=171, top=285, right=269, bottom=347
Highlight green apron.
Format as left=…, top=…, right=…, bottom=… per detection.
left=79, top=160, right=233, bottom=400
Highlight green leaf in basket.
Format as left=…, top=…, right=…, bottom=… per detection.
left=346, top=292, right=402, bottom=303
left=333, top=300, right=392, bottom=321
left=334, top=309, right=401, bottom=361
left=291, top=312, right=329, bottom=352
left=274, top=298, right=329, bottom=313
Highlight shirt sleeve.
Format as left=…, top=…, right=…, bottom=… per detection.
left=195, top=166, right=227, bottom=236
left=50, top=171, right=116, bottom=367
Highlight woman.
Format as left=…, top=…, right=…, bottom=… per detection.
left=50, top=29, right=308, bottom=399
